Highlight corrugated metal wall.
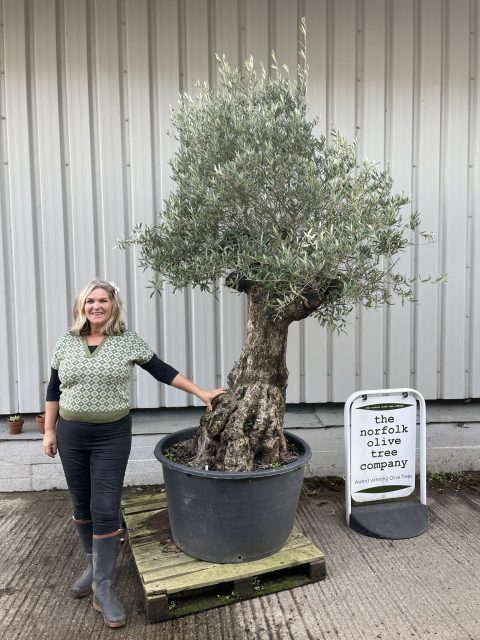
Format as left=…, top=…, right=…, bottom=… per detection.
left=0, top=0, right=479, bottom=414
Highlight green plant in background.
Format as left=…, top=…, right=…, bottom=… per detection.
left=163, top=449, right=177, bottom=462
left=252, top=576, right=262, bottom=591
left=121, top=25, right=438, bottom=473
left=216, top=591, right=235, bottom=603
left=7, top=413, right=24, bottom=434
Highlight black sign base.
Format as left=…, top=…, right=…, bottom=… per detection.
left=349, top=501, right=429, bottom=539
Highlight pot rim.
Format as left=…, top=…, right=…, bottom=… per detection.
left=154, top=427, right=312, bottom=479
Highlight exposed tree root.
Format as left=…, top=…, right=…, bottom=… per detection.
left=189, top=382, right=289, bottom=471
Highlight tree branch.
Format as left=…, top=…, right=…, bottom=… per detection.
left=225, top=272, right=253, bottom=294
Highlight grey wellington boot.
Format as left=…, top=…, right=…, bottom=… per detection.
left=71, top=519, right=93, bottom=598
left=92, top=536, right=126, bottom=628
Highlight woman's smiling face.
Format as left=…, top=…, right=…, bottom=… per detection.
left=84, top=288, right=112, bottom=331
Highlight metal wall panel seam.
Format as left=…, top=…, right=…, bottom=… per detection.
left=147, top=0, right=165, bottom=406
left=217, top=284, right=226, bottom=388
left=329, top=0, right=358, bottom=402
left=207, top=0, right=216, bottom=88
left=465, top=0, right=477, bottom=396
left=354, top=0, right=364, bottom=393
left=4, top=0, right=41, bottom=411
left=387, top=0, right=415, bottom=391
left=178, top=0, right=187, bottom=93
left=184, top=0, right=212, bottom=402
left=214, top=0, right=239, bottom=67
left=415, top=0, right=442, bottom=399
left=287, top=0, right=306, bottom=403
left=440, top=0, right=470, bottom=398
left=158, top=15, right=189, bottom=408
left=303, top=0, right=329, bottom=403
left=363, top=0, right=388, bottom=392
left=116, top=0, right=133, bottom=330
left=208, top=0, right=224, bottom=391
left=32, top=0, right=69, bottom=406
left=213, top=0, right=239, bottom=390
left=176, top=0, right=194, bottom=403
left=268, top=0, right=276, bottom=74
left=86, top=0, right=101, bottom=277
left=185, top=284, right=196, bottom=400
left=156, top=0, right=180, bottom=203
left=185, top=0, right=210, bottom=92
left=437, top=0, right=448, bottom=398
left=411, top=0, right=421, bottom=392
left=275, top=0, right=299, bottom=78
left=179, top=0, right=194, bottom=397
left=245, top=0, right=269, bottom=66
left=308, top=0, right=329, bottom=129
left=276, top=0, right=302, bottom=403
left=54, top=0, right=74, bottom=313
left=26, top=0, right=46, bottom=411
left=468, top=0, right=480, bottom=396
left=122, top=0, right=159, bottom=408
left=125, top=0, right=156, bottom=243
left=118, top=0, right=144, bottom=407
left=64, top=0, right=97, bottom=290
left=238, top=0, right=246, bottom=67
left=297, top=0, right=306, bottom=77
left=155, top=0, right=188, bottom=407
left=93, top=0, right=128, bottom=294
left=299, top=315, right=306, bottom=403
left=383, top=0, right=393, bottom=390
left=128, top=2, right=161, bottom=401
left=325, top=0, right=334, bottom=401
left=125, top=0, right=161, bottom=407
left=0, top=1, right=16, bottom=412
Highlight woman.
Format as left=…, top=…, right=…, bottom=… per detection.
left=42, top=279, right=225, bottom=628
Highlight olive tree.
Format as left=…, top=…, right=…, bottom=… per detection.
left=121, top=54, right=423, bottom=472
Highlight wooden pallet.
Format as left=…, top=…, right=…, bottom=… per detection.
left=122, top=490, right=326, bottom=622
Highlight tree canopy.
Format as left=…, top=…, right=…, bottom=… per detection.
left=121, top=55, right=420, bottom=331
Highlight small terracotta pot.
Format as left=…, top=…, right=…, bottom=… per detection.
left=36, top=416, right=46, bottom=434
left=8, top=419, right=24, bottom=435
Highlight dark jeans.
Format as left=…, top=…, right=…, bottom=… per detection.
left=56, top=415, right=132, bottom=535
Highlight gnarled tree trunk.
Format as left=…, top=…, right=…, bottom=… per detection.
left=190, top=295, right=292, bottom=471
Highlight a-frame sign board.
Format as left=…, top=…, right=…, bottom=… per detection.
left=344, top=388, right=429, bottom=539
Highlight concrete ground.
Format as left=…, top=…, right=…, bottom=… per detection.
left=1, top=478, right=480, bottom=640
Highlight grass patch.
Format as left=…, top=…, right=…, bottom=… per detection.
left=164, top=566, right=314, bottom=619
left=302, top=476, right=345, bottom=496
left=426, top=471, right=480, bottom=492
left=303, top=472, right=480, bottom=497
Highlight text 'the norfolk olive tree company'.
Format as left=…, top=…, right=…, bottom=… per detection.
left=121, top=48, right=435, bottom=475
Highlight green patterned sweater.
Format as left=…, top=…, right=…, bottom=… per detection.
left=51, top=330, right=157, bottom=423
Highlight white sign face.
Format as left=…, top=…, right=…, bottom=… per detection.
left=350, top=394, right=417, bottom=502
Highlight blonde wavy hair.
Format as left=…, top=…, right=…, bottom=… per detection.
left=71, top=279, right=126, bottom=336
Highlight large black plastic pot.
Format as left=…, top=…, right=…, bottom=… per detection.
left=154, top=428, right=312, bottom=563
